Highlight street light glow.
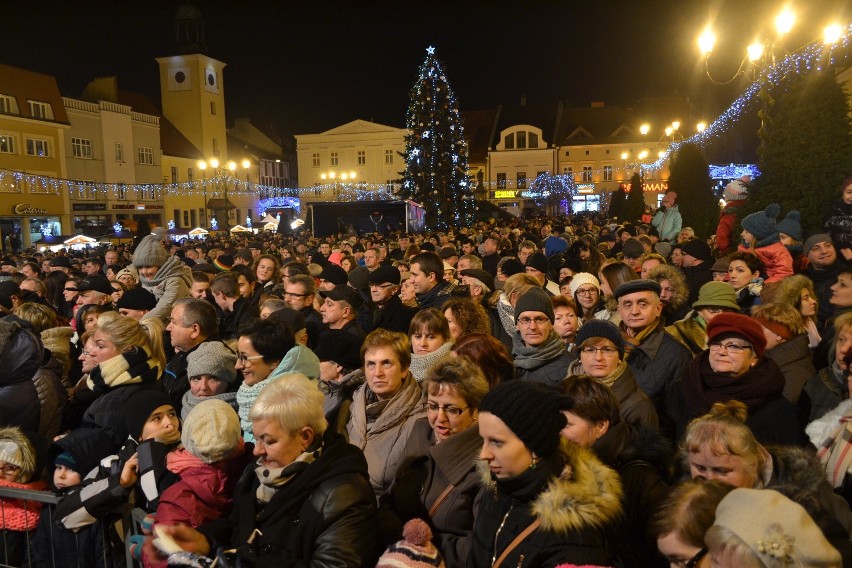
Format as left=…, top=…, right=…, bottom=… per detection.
left=747, top=42, right=764, bottom=62
left=241, top=159, right=250, bottom=169
left=621, top=152, right=629, bottom=160
left=824, top=24, right=842, bottom=44
left=697, top=122, right=707, bottom=133
left=209, top=158, right=219, bottom=169
left=227, top=161, right=237, bottom=171
left=775, top=8, right=794, bottom=35
left=340, top=173, right=348, bottom=180
left=671, top=121, right=680, bottom=131
left=698, top=28, right=716, bottom=54
left=197, top=160, right=207, bottom=171
left=638, top=150, right=648, bottom=160
left=665, top=126, right=673, bottom=137
left=639, top=123, right=650, bottom=135
left=350, top=171, right=357, bottom=179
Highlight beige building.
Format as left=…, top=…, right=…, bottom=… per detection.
left=0, top=64, right=71, bottom=250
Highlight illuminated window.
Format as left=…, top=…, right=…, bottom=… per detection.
left=497, top=173, right=507, bottom=189
left=582, top=166, right=592, bottom=182
left=0, top=134, right=16, bottom=154
left=603, top=166, right=613, bottom=181
left=517, top=172, right=527, bottom=189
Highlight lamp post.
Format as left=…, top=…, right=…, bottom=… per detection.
left=197, top=160, right=208, bottom=228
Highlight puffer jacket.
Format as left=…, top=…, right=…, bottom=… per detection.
left=738, top=240, right=793, bottom=283
left=32, top=349, right=66, bottom=440
left=345, top=373, right=426, bottom=500
left=468, top=440, right=623, bottom=567
left=0, top=317, right=41, bottom=432
left=139, top=254, right=192, bottom=323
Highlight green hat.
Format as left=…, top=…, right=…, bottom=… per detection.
left=692, top=281, right=740, bottom=311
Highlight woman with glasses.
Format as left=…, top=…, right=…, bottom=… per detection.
left=566, top=320, right=657, bottom=428
left=382, top=356, right=488, bottom=567
left=569, top=272, right=603, bottom=324
left=665, top=281, right=741, bottom=357
left=666, top=312, right=806, bottom=446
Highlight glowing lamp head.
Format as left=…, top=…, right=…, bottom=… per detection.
left=209, top=158, right=219, bottom=169
left=775, top=9, right=794, bottom=35
left=638, top=150, right=649, bottom=160
left=698, top=29, right=716, bottom=55
left=697, top=122, right=707, bottom=133
left=824, top=24, right=842, bottom=45
left=621, top=152, right=629, bottom=160
left=671, top=121, right=680, bottom=131
left=747, top=42, right=764, bottom=62
left=241, top=159, right=250, bottom=169
left=227, top=161, right=236, bottom=172
left=197, top=160, right=207, bottom=171
left=665, top=127, right=673, bottom=137
left=639, top=123, right=650, bottom=136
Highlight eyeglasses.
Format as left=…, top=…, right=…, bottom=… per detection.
left=0, top=464, right=21, bottom=475
left=708, top=341, right=752, bottom=354
left=426, top=402, right=470, bottom=417
left=575, top=288, right=598, bottom=296
left=670, top=546, right=708, bottom=568
left=517, top=316, right=550, bottom=326
left=236, top=354, right=266, bottom=364
left=81, top=350, right=96, bottom=358
left=580, top=346, right=619, bottom=357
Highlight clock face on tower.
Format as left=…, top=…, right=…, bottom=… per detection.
left=207, top=73, right=215, bottom=86
left=167, top=67, right=192, bottom=91
left=204, top=66, right=219, bottom=94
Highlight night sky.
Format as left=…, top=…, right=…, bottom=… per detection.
left=5, top=0, right=850, bottom=138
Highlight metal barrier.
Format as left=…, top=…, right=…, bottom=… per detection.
left=0, top=485, right=144, bottom=568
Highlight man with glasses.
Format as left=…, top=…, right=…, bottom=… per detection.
left=366, top=265, right=416, bottom=333
left=513, top=287, right=572, bottom=384
left=615, top=279, right=691, bottom=409
left=163, top=298, right=218, bottom=411
left=285, top=274, right=322, bottom=349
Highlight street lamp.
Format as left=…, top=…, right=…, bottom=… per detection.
left=197, top=160, right=208, bottom=227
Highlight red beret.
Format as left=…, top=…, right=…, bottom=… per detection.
left=706, top=312, right=767, bottom=359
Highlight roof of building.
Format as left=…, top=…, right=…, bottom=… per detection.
left=0, top=64, right=70, bottom=124
left=461, top=108, right=500, bottom=163
left=493, top=100, right=560, bottom=147
left=553, top=102, right=642, bottom=145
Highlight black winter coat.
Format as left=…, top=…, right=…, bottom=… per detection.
left=0, top=317, right=41, bottom=431
left=369, top=295, right=417, bottom=334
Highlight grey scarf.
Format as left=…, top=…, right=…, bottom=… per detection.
left=512, top=331, right=566, bottom=370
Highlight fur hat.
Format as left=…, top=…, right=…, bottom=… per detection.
left=115, top=286, right=157, bottom=311
left=186, top=341, right=238, bottom=385
left=376, top=518, right=446, bottom=568
left=568, top=273, right=600, bottom=297
left=776, top=211, right=802, bottom=242
left=181, top=400, right=242, bottom=464
left=575, top=320, right=625, bottom=355
left=0, top=427, right=37, bottom=483
left=681, top=239, right=712, bottom=262
left=621, top=238, right=644, bottom=259
left=124, top=390, right=176, bottom=442
left=314, top=329, right=362, bottom=371
left=132, top=228, right=169, bottom=268
left=525, top=252, right=548, bottom=275
left=706, top=312, right=767, bottom=359
left=479, top=381, right=568, bottom=458
left=514, top=287, right=554, bottom=323
left=712, top=488, right=841, bottom=567
left=692, top=281, right=740, bottom=311
left=741, top=203, right=781, bottom=242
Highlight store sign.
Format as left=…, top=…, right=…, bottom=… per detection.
left=620, top=181, right=669, bottom=193
left=112, top=204, right=136, bottom=210
left=493, top=190, right=517, bottom=199
left=13, top=203, right=48, bottom=215
left=73, top=203, right=106, bottom=211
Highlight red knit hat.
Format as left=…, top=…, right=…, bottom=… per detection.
left=706, top=312, right=767, bottom=359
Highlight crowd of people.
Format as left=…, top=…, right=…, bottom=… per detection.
left=0, top=177, right=851, bottom=567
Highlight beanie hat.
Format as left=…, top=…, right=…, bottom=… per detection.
left=114, top=266, right=138, bottom=282
left=575, top=320, right=625, bottom=356
left=479, top=381, right=568, bottom=458
left=514, top=287, right=555, bottom=323
left=712, top=488, right=841, bottom=567
left=0, top=439, right=23, bottom=469
left=681, top=239, right=712, bottom=262
left=181, top=400, right=242, bottom=464
left=115, top=286, right=157, bottom=311
left=692, top=281, right=740, bottom=311
left=741, top=203, right=781, bottom=242
left=654, top=242, right=672, bottom=258
left=213, top=254, right=234, bottom=272
left=500, top=258, right=525, bottom=277
left=319, top=264, right=348, bottom=286
left=376, top=518, right=446, bottom=568
left=776, top=211, right=802, bottom=242
left=314, top=329, right=362, bottom=371
left=722, top=179, right=749, bottom=202
left=621, top=238, right=645, bottom=259
left=525, top=252, right=549, bottom=275
left=706, top=312, right=767, bottom=359
left=568, top=273, right=600, bottom=297
left=132, top=228, right=169, bottom=268
left=54, top=452, right=78, bottom=472
left=124, top=390, right=176, bottom=442
left=804, top=234, right=832, bottom=257
left=187, top=341, right=238, bottom=385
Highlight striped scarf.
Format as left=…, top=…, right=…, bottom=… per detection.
left=816, top=414, right=852, bottom=488
left=87, top=347, right=161, bottom=393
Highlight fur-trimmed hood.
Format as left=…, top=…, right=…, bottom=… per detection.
left=0, top=426, right=39, bottom=483
left=806, top=399, right=852, bottom=448
left=478, top=439, right=623, bottom=533
left=766, top=444, right=827, bottom=491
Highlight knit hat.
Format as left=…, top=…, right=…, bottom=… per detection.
left=741, top=203, right=781, bottom=242
left=804, top=234, right=832, bottom=257
left=575, top=320, right=625, bottom=356
left=500, top=258, right=525, bottom=277
left=314, top=329, right=362, bottom=371
left=706, top=312, right=767, bottom=359
left=712, top=488, right=841, bottom=567
left=114, top=266, right=138, bottom=282
left=711, top=257, right=731, bottom=273
left=514, top=287, right=555, bottom=323
left=479, top=381, right=568, bottom=458
left=319, top=264, right=348, bottom=286
left=0, top=438, right=23, bottom=469
left=459, top=268, right=494, bottom=292
left=525, top=252, right=548, bottom=274
left=54, top=452, right=78, bottom=471
left=49, top=256, right=72, bottom=268
left=613, top=279, right=661, bottom=300
left=132, top=228, right=169, bottom=268
left=124, top=390, right=176, bottom=441
left=654, top=242, right=672, bottom=258
left=722, top=179, right=749, bottom=202
left=568, top=273, right=600, bottom=297
left=181, top=400, right=242, bottom=464
left=681, top=239, right=712, bottom=262
left=776, top=211, right=802, bottom=242
left=692, top=281, right=740, bottom=311
left=376, top=518, right=446, bottom=568
left=213, top=254, right=234, bottom=272
left=115, top=286, right=157, bottom=311
left=621, top=238, right=644, bottom=259
left=186, top=341, right=238, bottom=385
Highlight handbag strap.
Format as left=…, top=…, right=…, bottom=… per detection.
left=427, top=483, right=456, bottom=518
left=492, top=519, right=541, bottom=568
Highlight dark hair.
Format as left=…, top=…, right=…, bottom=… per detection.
left=21, top=262, right=42, bottom=278
left=238, top=318, right=294, bottom=364
left=288, top=274, right=316, bottom=296
left=409, top=307, right=451, bottom=340
left=452, top=333, right=514, bottom=388
left=44, top=270, right=69, bottom=310
left=561, top=375, right=621, bottom=427
left=231, top=264, right=256, bottom=282
left=253, top=254, right=281, bottom=283
left=410, top=251, right=444, bottom=280
left=191, top=271, right=210, bottom=284
left=727, top=251, right=763, bottom=276
left=172, top=298, right=218, bottom=337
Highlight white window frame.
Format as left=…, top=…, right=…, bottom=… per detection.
left=603, top=165, right=613, bottom=182
left=25, top=137, right=51, bottom=157
left=71, top=137, right=93, bottom=159
left=115, top=143, right=123, bottom=162
left=137, top=146, right=153, bottom=165
left=312, top=153, right=320, bottom=167
left=330, top=152, right=339, bottom=166
left=27, top=100, right=53, bottom=120
left=0, top=95, right=18, bottom=115
left=0, top=133, right=16, bottom=154
left=582, top=166, right=593, bottom=182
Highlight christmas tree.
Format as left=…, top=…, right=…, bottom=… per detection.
left=401, top=46, right=474, bottom=230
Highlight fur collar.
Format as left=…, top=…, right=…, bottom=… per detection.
left=477, top=439, right=623, bottom=533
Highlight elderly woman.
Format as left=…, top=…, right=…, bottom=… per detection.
left=384, top=356, right=488, bottom=567
left=146, top=374, right=378, bottom=567
left=561, top=376, right=672, bottom=567
left=566, top=320, right=657, bottom=428
left=180, top=341, right=239, bottom=421
left=443, top=297, right=489, bottom=341
left=345, top=329, right=426, bottom=500
left=468, top=380, right=623, bottom=567
left=408, top=308, right=453, bottom=382
left=666, top=312, right=806, bottom=446
left=551, top=295, right=580, bottom=349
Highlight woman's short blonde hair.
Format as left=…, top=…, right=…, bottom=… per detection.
left=13, top=302, right=57, bottom=333
left=249, top=373, right=328, bottom=435
left=96, top=311, right=166, bottom=371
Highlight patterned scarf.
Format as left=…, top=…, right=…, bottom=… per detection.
left=237, top=379, right=272, bottom=443
left=255, top=443, right=323, bottom=505
left=620, top=317, right=663, bottom=357
left=87, top=346, right=161, bottom=393
left=816, top=416, right=852, bottom=488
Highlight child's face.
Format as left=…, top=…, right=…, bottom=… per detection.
left=54, top=464, right=81, bottom=489
left=140, top=405, right=180, bottom=443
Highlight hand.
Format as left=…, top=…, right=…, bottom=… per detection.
left=841, top=248, right=852, bottom=261
left=657, top=205, right=667, bottom=213
left=144, top=524, right=211, bottom=557
left=120, top=453, right=139, bottom=488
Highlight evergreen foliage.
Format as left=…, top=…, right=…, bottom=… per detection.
left=608, top=187, right=627, bottom=221
left=624, top=172, right=646, bottom=223
left=667, top=143, right=715, bottom=239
